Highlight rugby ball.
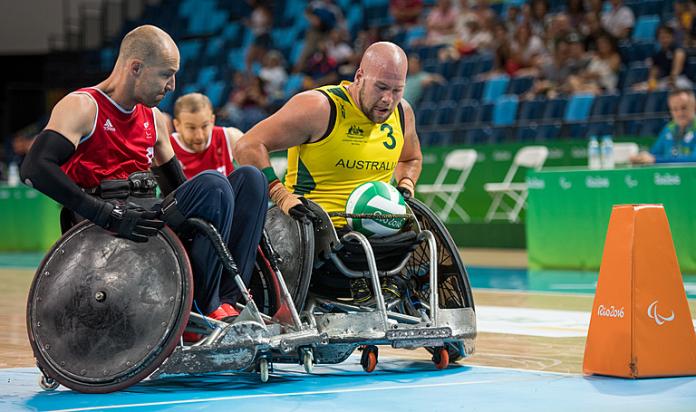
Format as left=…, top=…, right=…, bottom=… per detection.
left=345, top=181, right=407, bottom=238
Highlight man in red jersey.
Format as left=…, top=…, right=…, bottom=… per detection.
left=170, top=92, right=241, bottom=179
left=20, top=25, right=268, bottom=331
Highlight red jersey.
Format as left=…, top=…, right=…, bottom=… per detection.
left=170, top=126, right=235, bottom=179
left=61, top=87, right=157, bottom=188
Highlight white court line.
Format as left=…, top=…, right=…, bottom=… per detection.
left=464, top=363, right=575, bottom=376
left=46, top=376, right=548, bottom=412
left=475, top=287, right=595, bottom=297
left=476, top=305, right=696, bottom=338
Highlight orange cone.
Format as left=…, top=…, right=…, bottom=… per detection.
left=583, top=204, right=696, bottom=378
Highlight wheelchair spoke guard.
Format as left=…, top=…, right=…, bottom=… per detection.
left=26, top=221, right=193, bottom=393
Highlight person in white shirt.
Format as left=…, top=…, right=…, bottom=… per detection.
left=600, top=0, right=635, bottom=39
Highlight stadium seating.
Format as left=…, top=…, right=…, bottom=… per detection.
left=492, top=95, right=519, bottom=127
left=109, top=0, right=675, bottom=147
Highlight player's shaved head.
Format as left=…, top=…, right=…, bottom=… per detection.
left=359, top=42, right=408, bottom=81
left=117, top=25, right=178, bottom=65
left=352, top=42, right=408, bottom=123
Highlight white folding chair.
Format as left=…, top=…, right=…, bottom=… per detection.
left=613, top=142, right=639, bottom=165
left=484, top=145, right=548, bottom=222
left=417, top=149, right=477, bottom=222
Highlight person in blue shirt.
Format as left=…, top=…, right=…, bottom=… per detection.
left=631, top=88, right=696, bottom=164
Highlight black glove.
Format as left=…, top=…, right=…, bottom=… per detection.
left=288, top=197, right=319, bottom=223
left=396, top=185, right=412, bottom=200
left=96, top=202, right=165, bottom=242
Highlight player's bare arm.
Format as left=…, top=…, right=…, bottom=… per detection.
left=233, top=90, right=331, bottom=218
left=43, top=93, right=98, bottom=147
left=394, top=99, right=422, bottom=195
left=233, top=90, right=331, bottom=169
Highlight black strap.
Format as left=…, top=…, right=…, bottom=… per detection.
left=160, top=192, right=187, bottom=230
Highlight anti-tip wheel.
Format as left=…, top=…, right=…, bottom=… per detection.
left=432, top=347, right=449, bottom=370
left=259, top=358, right=269, bottom=382
left=360, top=345, right=378, bottom=373
left=303, top=349, right=314, bottom=374
left=39, top=375, right=59, bottom=391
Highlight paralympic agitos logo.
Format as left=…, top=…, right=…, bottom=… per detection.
left=647, top=300, right=675, bottom=326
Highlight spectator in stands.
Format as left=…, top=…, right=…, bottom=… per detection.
left=567, top=33, right=620, bottom=94
left=453, top=0, right=477, bottom=29
left=389, top=0, right=424, bottom=29
left=565, top=0, right=586, bottom=29
left=469, top=0, right=495, bottom=26
left=631, top=88, right=696, bottom=164
left=582, top=11, right=608, bottom=52
left=302, top=39, right=340, bottom=87
left=439, top=18, right=494, bottom=61
left=258, top=50, right=288, bottom=102
left=600, top=0, right=635, bottom=40
left=585, top=0, right=604, bottom=15
left=220, top=73, right=268, bottom=131
left=425, top=0, right=458, bottom=45
left=326, top=29, right=356, bottom=80
left=525, top=0, right=552, bottom=39
left=503, top=4, right=522, bottom=35
left=294, top=2, right=339, bottom=73
left=244, top=0, right=273, bottom=73
left=634, top=25, right=692, bottom=91
left=524, top=33, right=588, bottom=98
left=667, top=0, right=695, bottom=47
left=511, top=23, right=548, bottom=73
left=546, top=12, right=573, bottom=52
left=478, top=23, right=546, bottom=79
left=403, top=54, right=446, bottom=103
left=327, top=28, right=355, bottom=67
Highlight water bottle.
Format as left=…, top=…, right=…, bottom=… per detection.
left=588, top=136, right=601, bottom=170
left=7, top=162, right=19, bottom=187
left=600, top=135, right=614, bottom=169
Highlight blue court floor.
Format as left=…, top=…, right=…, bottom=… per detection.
left=2, top=356, right=695, bottom=412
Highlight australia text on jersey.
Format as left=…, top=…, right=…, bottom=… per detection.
left=334, top=159, right=396, bottom=171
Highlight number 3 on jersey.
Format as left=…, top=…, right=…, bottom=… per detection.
left=381, top=124, right=396, bottom=150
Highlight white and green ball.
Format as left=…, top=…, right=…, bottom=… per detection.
left=345, top=181, right=407, bottom=238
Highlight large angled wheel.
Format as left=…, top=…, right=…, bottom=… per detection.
left=263, top=206, right=314, bottom=311
left=27, top=221, right=193, bottom=393
left=403, top=198, right=475, bottom=362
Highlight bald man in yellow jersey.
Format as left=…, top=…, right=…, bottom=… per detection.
left=234, top=41, right=422, bottom=303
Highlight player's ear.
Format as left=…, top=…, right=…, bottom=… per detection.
left=129, top=59, right=144, bottom=77
left=354, top=67, right=363, bottom=84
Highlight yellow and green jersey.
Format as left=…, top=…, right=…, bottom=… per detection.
left=284, top=81, right=405, bottom=227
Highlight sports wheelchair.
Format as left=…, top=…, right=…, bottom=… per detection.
left=26, top=195, right=475, bottom=393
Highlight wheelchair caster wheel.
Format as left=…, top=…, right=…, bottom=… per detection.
left=360, top=345, right=378, bottom=373
left=432, top=347, right=449, bottom=370
left=302, top=349, right=314, bottom=374
left=39, top=375, right=59, bottom=391
left=258, top=358, right=270, bottom=383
